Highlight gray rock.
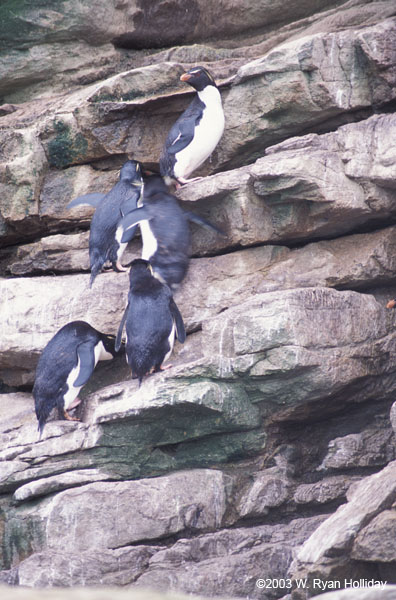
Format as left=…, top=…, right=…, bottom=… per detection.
left=293, top=476, right=360, bottom=506
left=352, top=510, right=396, bottom=563
left=0, top=374, right=261, bottom=495
left=12, top=469, right=112, bottom=504
left=179, top=113, right=396, bottom=253
left=219, top=18, right=396, bottom=170
left=0, top=393, right=34, bottom=434
left=237, top=468, right=292, bottom=518
left=17, top=546, right=160, bottom=587
left=6, top=219, right=396, bottom=386
left=201, top=287, right=396, bottom=419
left=319, top=429, right=396, bottom=470
left=135, top=516, right=326, bottom=599
left=2, top=19, right=396, bottom=244
left=291, top=461, right=396, bottom=582
left=8, top=470, right=227, bottom=559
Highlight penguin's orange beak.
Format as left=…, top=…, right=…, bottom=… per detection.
left=386, top=299, right=396, bottom=309
left=180, top=73, right=191, bottom=82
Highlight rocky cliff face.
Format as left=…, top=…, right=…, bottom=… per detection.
left=1, top=1, right=396, bottom=598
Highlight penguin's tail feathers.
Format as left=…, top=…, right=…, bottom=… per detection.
left=89, top=256, right=105, bottom=288
left=37, top=420, right=44, bottom=440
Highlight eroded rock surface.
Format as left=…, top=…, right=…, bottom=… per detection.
left=1, top=4, right=396, bottom=599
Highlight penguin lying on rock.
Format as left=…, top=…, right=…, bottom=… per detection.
left=33, top=321, right=120, bottom=436
left=115, top=259, right=186, bottom=385
left=67, top=160, right=143, bottom=286
left=160, top=66, right=224, bottom=187
left=119, top=174, right=224, bottom=289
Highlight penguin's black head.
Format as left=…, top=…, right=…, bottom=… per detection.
left=120, top=160, right=143, bottom=186
left=180, top=66, right=217, bottom=92
left=143, top=174, right=168, bottom=198
left=128, top=259, right=154, bottom=287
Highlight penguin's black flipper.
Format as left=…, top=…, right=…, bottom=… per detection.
left=73, top=341, right=96, bottom=387
left=185, top=211, right=225, bottom=236
left=115, top=191, right=141, bottom=246
left=160, top=103, right=202, bottom=177
left=165, top=103, right=203, bottom=154
left=67, top=193, right=106, bottom=209
left=169, top=297, right=186, bottom=343
left=120, top=189, right=141, bottom=217
left=115, top=305, right=129, bottom=352
left=120, top=207, right=153, bottom=243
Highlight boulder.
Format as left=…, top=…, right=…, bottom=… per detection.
left=179, top=113, right=396, bottom=252
left=237, top=468, right=292, bottom=518
left=293, top=476, right=361, bottom=506
left=290, top=461, right=396, bottom=588
left=318, top=429, right=396, bottom=470
left=352, top=509, right=396, bottom=563
left=130, top=516, right=326, bottom=599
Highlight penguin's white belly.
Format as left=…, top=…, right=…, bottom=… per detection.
left=64, top=341, right=113, bottom=410
left=164, top=322, right=176, bottom=364
left=115, top=225, right=127, bottom=262
left=64, top=361, right=82, bottom=411
left=174, top=92, right=224, bottom=179
left=140, top=220, right=158, bottom=261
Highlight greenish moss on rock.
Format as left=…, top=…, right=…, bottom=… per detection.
left=47, top=120, right=88, bottom=169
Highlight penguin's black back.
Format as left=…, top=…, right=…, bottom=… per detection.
left=89, top=161, right=142, bottom=284
left=125, top=264, right=175, bottom=382
left=33, top=321, right=102, bottom=433
left=142, top=177, right=190, bottom=287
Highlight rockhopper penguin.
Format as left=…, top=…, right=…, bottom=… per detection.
left=67, top=160, right=143, bottom=286
left=160, top=66, right=224, bottom=187
left=119, top=174, right=224, bottom=289
left=115, top=259, right=186, bottom=385
left=33, top=321, right=119, bottom=436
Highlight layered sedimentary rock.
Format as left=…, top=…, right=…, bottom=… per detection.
left=1, top=3, right=396, bottom=599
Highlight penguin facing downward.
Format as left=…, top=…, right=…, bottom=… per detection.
left=67, top=160, right=143, bottom=286
left=33, top=321, right=120, bottom=436
left=115, top=259, right=186, bottom=385
left=119, top=175, right=223, bottom=289
left=160, top=66, right=225, bottom=187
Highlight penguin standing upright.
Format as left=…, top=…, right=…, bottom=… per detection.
left=118, top=174, right=223, bottom=289
left=33, top=321, right=120, bottom=436
left=115, top=259, right=186, bottom=384
left=160, top=66, right=224, bottom=187
left=67, top=160, right=143, bottom=286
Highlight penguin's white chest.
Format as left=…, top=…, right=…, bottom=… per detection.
left=174, top=87, right=224, bottom=180
left=63, top=341, right=113, bottom=410
left=140, top=220, right=158, bottom=261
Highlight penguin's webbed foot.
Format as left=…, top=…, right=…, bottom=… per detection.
left=156, top=364, right=173, bottom=372
left=114, top=260, right=128, bottom=273
left=387, top=299, right=396, bottom=309
left=63, top=409, right=80, bottom=422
